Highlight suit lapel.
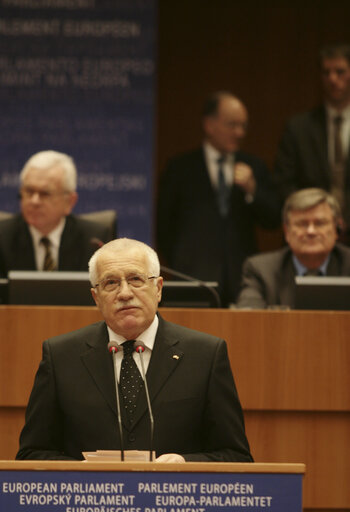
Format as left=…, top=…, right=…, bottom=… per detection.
left=279, top=252, right=297, bottom=307
left=80, top=323, right=117, bottom=417
left=59, top=216, right=81, bottom=270
left=12, top=217, right=36, bottom=270
left=130, top=317, right=184, bottom=428
left=311, top=107, right=331, bottom=184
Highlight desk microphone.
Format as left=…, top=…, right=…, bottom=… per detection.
left=160, top=264, right=221, bottom=308
left=107, top=341, right=124, bottom=461
left=133, top=340, right=154, bottom=461
left=90, top=237, right=104, bottom=249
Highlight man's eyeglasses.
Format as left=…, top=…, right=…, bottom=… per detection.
left=94, top=274, right=158, bottom=293
left=291, top=219, right=333, bottom=230
left=20, top=187, right=69, bottom=201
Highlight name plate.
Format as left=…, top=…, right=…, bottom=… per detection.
left=0, top=462, right=303, bottom=512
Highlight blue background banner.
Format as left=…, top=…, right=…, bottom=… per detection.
left=0, top=0, right=156, bottom=244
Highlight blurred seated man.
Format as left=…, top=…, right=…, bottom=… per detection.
left=0, top=150, right=112, bottom=277
left=157, top=91, right=281, bottom=306
left=16, top=238, right=252, bottom=462
left=236, top=188, right=350, bottom=309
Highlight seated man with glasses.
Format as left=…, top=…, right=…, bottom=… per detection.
left=236, top=188, right=350, bottom=309
left=16, top=237, right=253, bottom=462
left=0, top=150, right=112, bottom=277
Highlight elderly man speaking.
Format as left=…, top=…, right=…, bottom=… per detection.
left=17, top=238, right=252, bottom=463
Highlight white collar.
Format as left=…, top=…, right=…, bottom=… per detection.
left=29, top=217, right=66, bottom=250
left=107, top=315, right=159, bottom=351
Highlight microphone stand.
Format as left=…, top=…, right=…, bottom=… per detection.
left=134, top=342, right=154, bottom=462
left=108, top=342, right=124, bottom=461
left=160, top=264, right=222, bottom=308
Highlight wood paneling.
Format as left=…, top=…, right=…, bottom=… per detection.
left=0, top=306, right=349, bottom=510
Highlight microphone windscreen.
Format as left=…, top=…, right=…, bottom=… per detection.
left=108, top=341, right=120, bottom=353
left=133, top=340, right=146, bottom=353
left=90, top=237, right=104, bottom=249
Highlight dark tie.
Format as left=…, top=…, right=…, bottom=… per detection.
left=119, top=340, right=144, bottom=423
left=331, top=115, right=345, bottom=208
left=217, top=155, right=230, bottom=216
left=303, top=269, right=323, bottom=276
left=40, top=237, right=56, bottom=271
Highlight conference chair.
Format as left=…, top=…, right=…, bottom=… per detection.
left=0, top=210, right=117, bottom=240
left=0, top=211, right=13, bottom=221
left=78, top=210, right=117, bottom=240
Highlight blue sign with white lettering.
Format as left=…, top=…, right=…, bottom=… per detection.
left=0, top=1, right=156, bottom=244
left=0, top=469, right=303, bottom=511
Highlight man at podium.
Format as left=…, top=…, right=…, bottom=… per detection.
left=16, top=238, right=252, bottom=463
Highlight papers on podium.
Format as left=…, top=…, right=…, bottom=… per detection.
left=83, top=450, right=155, bottom=461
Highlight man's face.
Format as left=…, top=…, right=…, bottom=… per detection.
left=284, top=202, right=338, bottom=265
left=321, top=57, right=350, bottom=109
left=204, top=97, right=248, bottom=154
left=20, top=166, right=77, bottom=235
left=91, top=248, right=163, bottom=340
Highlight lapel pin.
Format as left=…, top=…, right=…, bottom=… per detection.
left=173, top=354, right=180, bottom=360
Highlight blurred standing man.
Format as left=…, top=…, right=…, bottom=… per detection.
left=274, top=43, right=350, bottom=241
left=157, top=91, right=280, bottom=306
left=0, top=150, right=112, bottom=277
left=17, top=238, right=252, bottom=462
left=236, top=188, right=350, bottom=309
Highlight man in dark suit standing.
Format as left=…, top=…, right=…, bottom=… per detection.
left=236, top=188, right=350, bottom=309
left=274, top=43, right=350, bottom=239
left=157, top=91, right=280, bottom=306
left=0, top=150, right=112, bottom=277
left=16, top=238, right=252, bottom=462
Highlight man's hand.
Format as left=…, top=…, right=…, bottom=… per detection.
left=234, top=162, right=256, bottom=196
left=155, top=453, right=186, bottom=463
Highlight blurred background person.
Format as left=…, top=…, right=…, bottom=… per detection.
left=274, top=43, right=350, bottom=242
left=157, top=91, right=280, bottom=306
left=0, top=150, right=112, bottom=277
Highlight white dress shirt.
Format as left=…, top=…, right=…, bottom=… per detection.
left=203, top=141, right=235, bottom=189
left=107, top=315, right=159, bottom=382
left=28, top=218, right=66, bottom=270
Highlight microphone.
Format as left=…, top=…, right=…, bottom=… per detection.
left=90, top=237, right=104, bottom=249
left=133, top=340, right=154, bottom=462
left=160, top=264, right=221, bottom=308
left=107, top=341, right=124, bottom=461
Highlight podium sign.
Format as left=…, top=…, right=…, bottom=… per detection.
left=0, top=461, right=304, bottom=512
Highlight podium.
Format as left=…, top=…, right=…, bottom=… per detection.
left=0, top=461, right=304, bottom=511
left=1, top=306, right=349, bottom=510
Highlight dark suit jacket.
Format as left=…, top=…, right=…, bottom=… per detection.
left=16, top=316, right=252, bottom=462
left=0, top=214, right=111, bottom=277
left=274, top=105, right=350, bottom=223
left=157, top=148, right=280, bottom=304
left=236, top=243, right=350, bottom=309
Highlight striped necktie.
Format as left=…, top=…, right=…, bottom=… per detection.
left=40, top=237, right=56, bottom=271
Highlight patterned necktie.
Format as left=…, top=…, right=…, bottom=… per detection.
left=303, top=269, right=322, bottom=276
left=40, top=237, right=56, bottom=271
left=217, top=155, right=230, bottom=216
left=331, top=115, right=345, bottom=208
left=119, top=340, right=144, bottom=423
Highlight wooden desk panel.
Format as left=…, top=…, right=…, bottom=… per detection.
left=1, top=307, right=349, bottom=411
left=0, top=306, right=349, bottom=510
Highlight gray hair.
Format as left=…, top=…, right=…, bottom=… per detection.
left=20, top=150, right=77, bottom=192
left=283, top=188, right=341, bottom=224
left=88, top=238, right=160, bottom=286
